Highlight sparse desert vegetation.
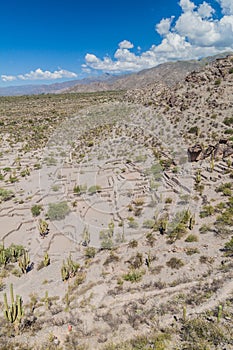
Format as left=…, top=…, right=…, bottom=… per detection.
left=0, top=55, right=233, bottom=349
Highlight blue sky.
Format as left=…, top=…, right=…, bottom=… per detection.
left=0, top=0, right=232, bottom=86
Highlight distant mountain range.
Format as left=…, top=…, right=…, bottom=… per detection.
left=0, top=52, right=232, bottom=96
left=0, top=74, right=118, bottom=96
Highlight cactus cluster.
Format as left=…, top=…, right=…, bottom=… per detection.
left=18, top=250, right=30, bottom=274
left=61, top=254, right=79, bottom=281
left=0, top=242, right=24, bottom=267
left=3, top=284, right=23, bottom=324
left=38, top=218, right=49, bottom=238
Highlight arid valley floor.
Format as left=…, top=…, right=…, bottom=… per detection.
left=0, top=56, right=233, bottom=349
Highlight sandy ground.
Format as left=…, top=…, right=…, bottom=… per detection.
left=0, top=102, right=233, bottom=348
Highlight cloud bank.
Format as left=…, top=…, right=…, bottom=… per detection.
left=1, top=68, right=77, bottom=82
left=83, top=0, right=233, bottom=74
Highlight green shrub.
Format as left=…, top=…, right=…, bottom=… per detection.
left=200, top=224, right=211, bottom=234
left=186, top=248, right=200, bottom=255
left=128, top=240, right=138, bottom=248
left=123, top=269, right=144, bottom=283
left=168, top=221, right=187, bottom=241
left=146, top=232, right=156, bottom=246
left=0, top=188, right=14, bottom=202
left=160, top=158, right=173, bottom=170
left=47, top=201, right=70, bottom=221
left=143, top=219, right=155, bottom=229
left=181, top=317, right=228, bottom=347
left=127, top=252, right=143, bottom=269
left=200, top=205, right=214, bottom=218
left=44, top=156, right=57, bottom=166
left=223, top=236, right=233, bottom=256
left=100, top=237, right=113, bottom=250
left=188, top=126, right=199, bottom=135
left=31, top=204, right=43, bottom=217
left=223, top=116, right=233, bottom=126
left=165, top=197, right=173, bottom=204
left=224, top=128, right=233, bottom=135
left=216, top=182, right=232, bottom=195
left=185, top=234, right=198, bottom=242
left=84, top=247, right=96, bottom=258
left=34, top=163, right=42, bottom=170
left=88, top=185, right=102, bottom=194
left=104, top=251, right=119, bottom=265
left=216, top=208, right=233, bottom=227
left=127, top=217, right=139, bottom=229
left=166, top=257, right=184, bottom=269
left=73, top=184, right=87, bottom=194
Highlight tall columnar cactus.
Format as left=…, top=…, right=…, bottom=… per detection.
left=195, top=170, right=201, bottom=184
left=3, top=284, right=23, bottom=324
left=44, top=291, right=50, bottom=310
left=183, top=305, right=187, bottom=323
left=159, top=219, right=167, bottom=235
left=108, top=220, right=114, bottom=237
left=61, top=261, right=69, bottom=281
left=145, top=251, right=151, bottom=268
left=189, top=215, right=195, bottom=230
left=182, top=209, right=191, bottom=224
left=217, top=304, right=223, bottom=323
left=43, top=251, right=50, bottom=267
left=18, top=250, right=30, bottom=274
left=38, top=218, right=49, bottom=238
left=210, top=156, right=215, bottom=172
left=0, top=249, right=7, bottom=266
left=82, top=226, right=90, bottom=246
left=10, top=246, right=17, bottom=262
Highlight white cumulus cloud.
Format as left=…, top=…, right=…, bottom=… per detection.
left=1, top=75, right=17, bottom=82
left=198, top=1, right=215, bottom=18
left=17, top=68, right=77, bottom=80
left=84, top=0, right=233, bottom=74
left=179, top=0, right=196, bottom=13
left=218, top=0, right=233, bottom=15
left=1, top=68, right=77, bottom=83
left=156, top=17, right=174, bottom=35
left=118, top=40, right=134, bottom=49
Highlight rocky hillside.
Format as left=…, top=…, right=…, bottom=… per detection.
left=126, top=54, right=233, bottom=150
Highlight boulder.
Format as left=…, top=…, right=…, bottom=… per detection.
left=188, top=144, right=203, bottom=162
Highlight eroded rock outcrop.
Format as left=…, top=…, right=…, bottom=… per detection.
left=188, top=140, right=233, bottom=162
